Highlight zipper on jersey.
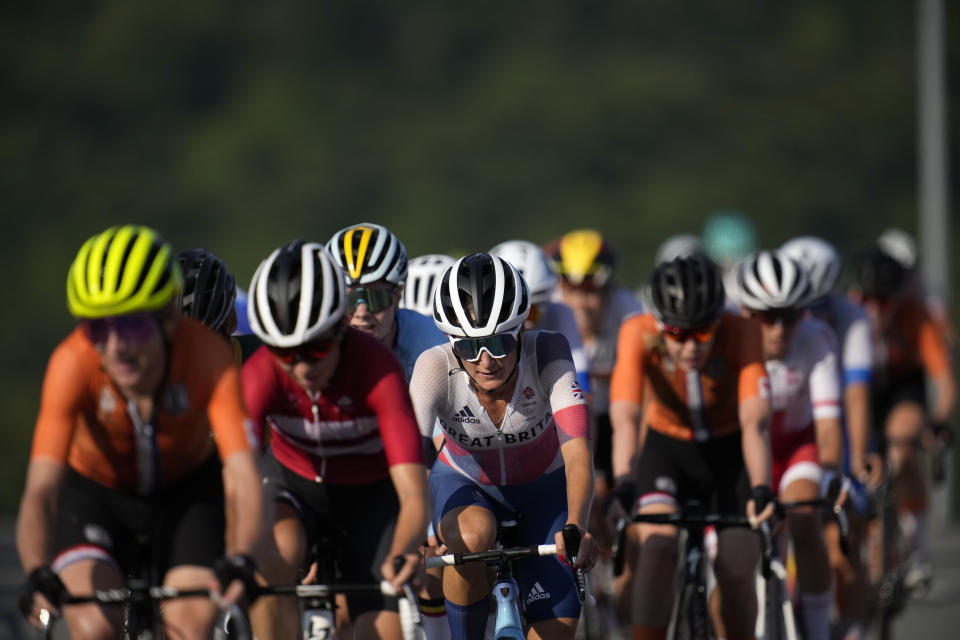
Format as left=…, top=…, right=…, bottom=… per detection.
left=126, top=399, right=158, bottom=495
left=309, top=391, right=325, bottom=483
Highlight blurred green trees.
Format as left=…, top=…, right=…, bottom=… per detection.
left=0, top=1, right=956, bottom=511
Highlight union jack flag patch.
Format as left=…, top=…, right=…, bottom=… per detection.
left=522, top=386, right=535, bottom=399
left=571, top=382, right=583, bottom=400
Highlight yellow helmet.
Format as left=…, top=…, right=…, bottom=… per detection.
left=67, top=225, right=182, bottom=318
left=546, top=229, right=616, bottom=288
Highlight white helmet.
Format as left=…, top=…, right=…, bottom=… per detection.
left=433, top=253, right=530, bottom=337
left=248, top=241, right=347, bottom=347
left=489, top=240, right=557, bottom=305
left=780, top=236, right=842, bottom=300
left=654, top=233, right=703, bottom=266
left=876, top=227, right=917, bottom=270
left=736, top=250, right=810, bottom=310
left=326, top=222, right=408, bottom=286
left=401, top=254, right=457, bottom=316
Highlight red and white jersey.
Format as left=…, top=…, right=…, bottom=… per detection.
left=409, top=330, right=589, bottom=486
left=766, top=318, right=842, bottom=439
left=242, top=329, right=423, bottom=485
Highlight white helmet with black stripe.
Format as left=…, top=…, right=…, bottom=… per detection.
left=248, top=240, right=346, bottom=347
left=489, top=240, right=557, bottom=305
left=433, top=253, right=530, bottom=338
left=736, top=249, right=811, bottom=310
left=779, top=236, right=842, bottom=301
left=401, top=254, right=457, bottom=316
left=326, top=222, right=408, bottom=286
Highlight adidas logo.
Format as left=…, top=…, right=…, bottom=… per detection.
left=451, top=405, right=480, bottom=424
left=525, top=581, right=551, bottom=605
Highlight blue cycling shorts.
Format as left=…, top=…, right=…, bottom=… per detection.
left=430, top=461, right=581, bottom=622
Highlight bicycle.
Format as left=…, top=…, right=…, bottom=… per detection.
left=424, top=523, right=589, bottom=640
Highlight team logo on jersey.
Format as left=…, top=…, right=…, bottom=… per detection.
left=525, top=581, right=551, bottom=605
left=98, top=386, right=116, bottom=414
left=84, top=524, right=114, bottom=550
left=570, top=382, right=583, bottom=400
left=163, top=384, right=190, bottom=416
left=758, top=376, right=771, bottom=399
left=522, top=386, right=536, bottom=399
left=452, top=405, right=481, bottom=424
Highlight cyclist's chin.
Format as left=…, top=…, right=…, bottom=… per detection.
left=102, top=357, right=151, bottom=390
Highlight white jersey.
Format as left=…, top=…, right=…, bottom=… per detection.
left=809, top=293, right=873, bottom=388
left=534, top=301, right=590, bottom=391
left=766, top=318, right=842, bottom=437
left=552, top=285, right=642, bottom=415
left=409, top=330, right=589, bottom=485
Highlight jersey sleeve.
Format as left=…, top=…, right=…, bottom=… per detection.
left=808, top=323, right=842, bottom=420
left=30, top=339, right=87, bottom=463
left=208, top=365, right=256, bottom=459
left=408, top=346, right=449, bottom=439
left=842, top=312, right=873, bottom=386
left=736, top=318, right=769, bottom=403
left=918, top=316, right=951, bottom=377
left=535, top=331, right=589, bottom=443
left=366, top=349, right=424, bottom=467
left=241, top=346, right=280, bottom=449
left=610, top=314, right=649, bottom=406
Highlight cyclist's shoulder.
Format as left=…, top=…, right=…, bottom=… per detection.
left=342, top=328, right=407, bottom=384
left=396, top=308, right=445, bottom=347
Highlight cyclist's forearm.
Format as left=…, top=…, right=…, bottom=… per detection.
left=16, top=460, right=64, bottom=573
left=609, top=401, right=640, bottom=483
left=931, top=374, right=956, bottom=424
left=815, top=416, right=844, bottom=469
left=389, top=463, right=431, bottom=555
left=740, top=420, right=771, bottom=488
left=561, top=440, right=594, bottom=528
left=844, top=382, right=870, bottom=473
left=222, top=451, right=265, bottom=556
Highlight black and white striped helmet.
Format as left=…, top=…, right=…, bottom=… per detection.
left=489, top=240, right=557, bottom=305
left=326, top=223, right=408, bottom=286
left=248, top=241, right=346, bottom=347
left=736, top=250, right=811, bottom=310
left=433, top=253, right=530, bottom=338
left=780, top=236, right=842, bottom=301
left=401, top=254, right=457, bottom=316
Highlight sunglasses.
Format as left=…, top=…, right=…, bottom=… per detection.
left=268, top=329, right=343, bottom=365
left=753, top=308, right=803, bottom=326
left=82, top=313, right=160, bottom=347
left=450, top=327, right=521, bottom=362
left=347, top=286, right=396, bottom=314
left=659, top=321, right=719, bottom=344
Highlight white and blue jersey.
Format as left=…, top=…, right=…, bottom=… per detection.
left=394, top=308, right=446, bottom=382
left=535, top=301, right=591, bottom=393
left=808, top=293, right=873, bottom=389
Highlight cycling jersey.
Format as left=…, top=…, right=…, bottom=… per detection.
left=867, top=293, right=951, bottom=384
left=31, top=319, right=253, bottom=493
left=809, top=293, right=872, bottom=388
left=409, top=330, right=589, bottom=486
left=610, top=312, right=768, bottom=441
left=242, top=328, right=423, bottom=484
left=533, top=301, right=591, bottom=392
left=394, top=308, right=447, bottom=382
left=554, top=285, right=642, bottom=415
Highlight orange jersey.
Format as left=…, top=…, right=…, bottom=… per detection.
left=611, top=312, right=768, bottom=441
left=31, top=318, right=252, bottom=492
left=876, top=295, right=951, bottom=381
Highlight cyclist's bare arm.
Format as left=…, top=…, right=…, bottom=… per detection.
left=844, top=382, right=871, bottom=478
left=930, top=372, right=956, bottom=425
left=609, top=400, right=642, bottom=486
left=16, top=459, right=66, bottom=574
left=222, top=450, right=265, bottom=556
left=815, top=415, right=844, bottom=470
left=558, top=437, right=597, bottom=570
left=383, top=462, right=430, bottom=589
left=740, top=395, right=774, bottom=524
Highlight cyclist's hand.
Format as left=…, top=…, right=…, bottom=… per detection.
left=213, top=555, right=259, bottom=606
left=747, top=485, right=775, bottom=528
left=301, top=561, right=319, bottom=585
left=18, top=567, right=65, bottom=629
left=382, top=552, right=422, bottom=592
left=820, top=470, right=851, bottom=509
left=555, top=526, right=598, bottom=572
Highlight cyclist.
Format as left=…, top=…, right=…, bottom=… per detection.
left=781, top=236, right=873, bottom=638
left=850, top=245, right=956, bottom=587
left=546, top=229, right=642, bottom=492
left=610, top=254, right=773, bottom=640
left=401, top=254, right=458, bottom=317
left=327, top=223, right=447, bottom=381
left=489, top=239, right=590, bottom=392
left=409, top=253, right=597, bottom=640
left=243, top=240, right=430, bottom=640
left=16, top=225, right=263, bottom=639
left=737, top=250, right=847, bottom=640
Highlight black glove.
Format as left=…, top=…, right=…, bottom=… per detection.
left=18, top=566, right=67, bottom=619
left=605, top=481, right=637, bottom=515
left=214, top=555, right=259, bottom=602
left=820, top=470, right=850, bottom=505
left=750, top=485, right=775, bottom=516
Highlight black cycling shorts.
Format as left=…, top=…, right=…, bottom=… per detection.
left=262, top=450, right=400, bottom=618
left=871, top=369, right=927, bottom=433
left=54, top=454, right=225, bottom=579
left=593, top=412, right=614, bottom=482
left=634, top=430, right=751, bottom=517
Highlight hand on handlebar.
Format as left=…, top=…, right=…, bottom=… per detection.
left=747, top=485, right=776, bottom=528
left=555, top=525, right=598, bottom=572
left=382, top=552, right=422, bottom=593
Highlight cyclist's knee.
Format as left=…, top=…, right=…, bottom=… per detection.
left=439, top=507, right=496, bottom=553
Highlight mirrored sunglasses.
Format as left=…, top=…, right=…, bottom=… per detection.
left=81, top=313, right=160, bottom=347
left=659, top=321, right=719, bottom=344
left=754, top=308, right=803, bottom=326
left=347, top=287, right=396, bottom=314
left=450, top=328, right=521, bottom=362
left=268, top=330, right=343, bottom=365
